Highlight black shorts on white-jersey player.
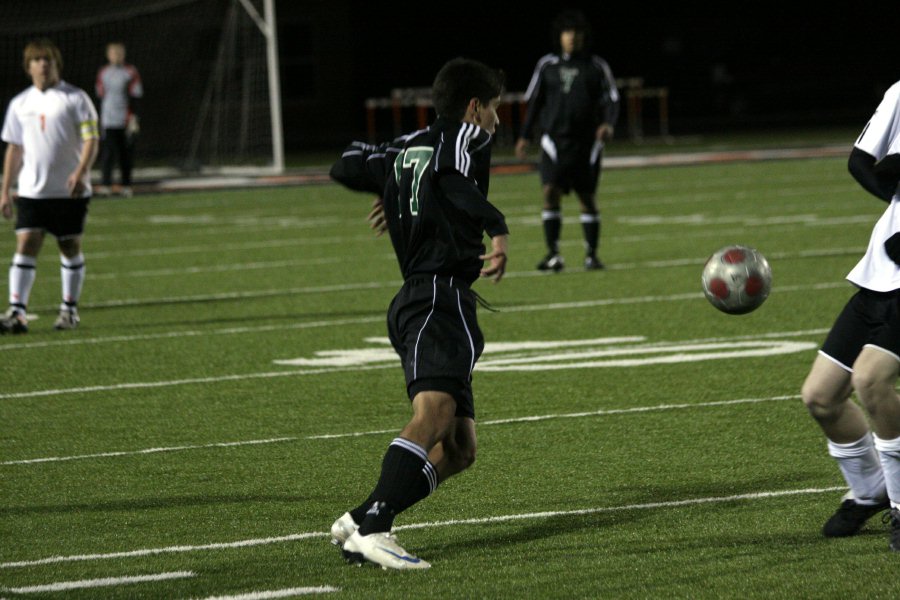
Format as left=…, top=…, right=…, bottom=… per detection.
left=14, top=197, right=90, bottom=239
left=820, top=288, right=900, bottom=371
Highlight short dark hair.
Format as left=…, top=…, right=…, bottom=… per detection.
left=432, top=58, right=505, bottom=121
left=23, top=38, right=63, bottom=73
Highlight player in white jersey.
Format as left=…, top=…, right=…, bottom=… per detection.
left=0, top=39, right=99, bottom=334
left=800, top=80, right=900, bottom=551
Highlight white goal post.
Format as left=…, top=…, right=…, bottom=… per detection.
left=0, top=0, right=285, bottom=176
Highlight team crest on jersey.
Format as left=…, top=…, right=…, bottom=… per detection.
left=559, top=67, right=580, bottom=94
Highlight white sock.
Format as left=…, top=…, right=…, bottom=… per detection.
left=60, top=253, right=85, bottom=308
left=9, top=253, right=37, bottom=312
left=873, top=434, right=900, bottom=510
left=827, top=433, right=887, bottom=505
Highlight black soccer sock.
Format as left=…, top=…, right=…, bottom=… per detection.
left=357, top=438, right=438, bottom=535
left=542, top=210, right=562, bottom=254
left=580, top=213, right=600, bottom=256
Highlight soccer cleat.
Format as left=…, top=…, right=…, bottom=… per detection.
left=885, top=508, right=900, bottom=552
left=330, top=512, right=359, bottom=547
left=341, top=530, right=431, bottom=570
left=584, top=255, right=605, bottom=270
left=822, top=496, right=890, bottom=537
left=0, top=308, right=28, bottom=334
left=537, top=253, right=565, bottom=273
left=53, top=307, right=80, bottom=331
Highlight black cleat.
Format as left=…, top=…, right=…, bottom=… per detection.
left=0, top=308, right=28, bottom=335
left=885, top=507, right=900, bottom=552
left=822, top=497, right=890, bottom=538
left=537, top=253, right=564, bottom=272
left=584, top=255, right=605, bottom=270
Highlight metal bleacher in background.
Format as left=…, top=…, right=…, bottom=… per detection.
left=364, top=78, right=670, bottom=145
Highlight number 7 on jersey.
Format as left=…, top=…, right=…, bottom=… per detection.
left=394, top=146, right=433, bottom=216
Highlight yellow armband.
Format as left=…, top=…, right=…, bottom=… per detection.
left=80, top=120, right=99, bottom=140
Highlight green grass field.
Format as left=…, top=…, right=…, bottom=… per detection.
left=2, top=155, right=898, bottom=599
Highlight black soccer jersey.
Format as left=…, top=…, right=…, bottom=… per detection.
left=520, top=52, right=620, bottom=142
left=330, top=117, right=508, bottom=285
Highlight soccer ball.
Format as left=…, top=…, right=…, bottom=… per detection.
left=701, top=245, right=772, bottom=314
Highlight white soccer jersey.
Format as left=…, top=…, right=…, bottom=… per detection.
left=1, top=81, right=99, bottom=199
left=846, top=80, right=900, bottom=292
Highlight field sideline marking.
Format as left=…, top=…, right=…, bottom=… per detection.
left=1, top=571, right=195, bottom=593
left=190, top=587, right=340, bottom=599
left=3, top=393, right=803, bottom=465
left=0, top=487, right=844, bottom=569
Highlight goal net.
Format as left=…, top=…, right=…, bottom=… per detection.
left=0, top=0, right=284, bottom=175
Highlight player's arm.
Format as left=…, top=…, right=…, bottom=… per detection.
left=330, top=141, right=398, bottom=196
left=1, top=143, right=23, bottom=219
left=438, top=172, right=508, bottom=235
left=594, top=57, right=620, bottom=142
left=848, top=147, right=899, bottom=203
left=516, top=59, right=548, bottom=159
left=67, top=120, right=99, bottom=197
left=438, top=171, right=509, bottom=281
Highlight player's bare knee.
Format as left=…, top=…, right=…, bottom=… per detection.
left=454, top=445, right=476, bottom=471
left=850, top=368, right=891, bottom=404
left=446, top=446, right=475, bottom=473
left=801, top=383, right=845, bottom=421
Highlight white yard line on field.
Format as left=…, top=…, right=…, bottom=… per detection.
left=90, top=257, right=343, bottom=281
left=190, top=587, right=340, bottom=600
left=0, top=328, right=828, bottom=401
left=2, top=392, right=804, bottom=465
left=0, top=487, right=844, bottom=570
left=1, top=571, right=195, bottom=593
left=85, top=243, right=865, bottom=282
left=0, top=273, right=844, bottom=354
left=0, top=363, right=397, bottom=401
left=0, top=316, right=385, bottom=352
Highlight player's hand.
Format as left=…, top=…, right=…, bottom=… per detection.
left=514, top=138, right=529, bottom=160
left=67, top=173, right=86, bottom=198
left=885, top=232, right=900, bottom=265
left=126, top=114, right=140, bottom=136
left=0, top=192, right=14, bottom=220
left=480, top=234, right=508, bottom=283
left=596, top=124, right=614, bottom=142
left=367, top=196, right=387, bottom=236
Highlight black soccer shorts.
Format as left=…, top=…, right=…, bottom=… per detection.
left=14, top=197, right=90, bottom=239
left=820, top=287, right=900, bottom=371
left=387, top=275, right=485, bottom=419
left=539, top=135, right=603, bottom=195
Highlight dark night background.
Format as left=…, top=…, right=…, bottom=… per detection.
left=284, top=2, right=899, bottom=148
left=2, top=1, right=899, bottom=163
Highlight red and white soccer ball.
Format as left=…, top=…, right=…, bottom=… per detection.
left=701, top=245, right=772, bottom=314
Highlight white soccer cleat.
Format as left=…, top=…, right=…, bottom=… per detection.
left=330, top=512, right=359, bottom=546
left=341, top=530, right=431, bottom=570
left=53, top=307, right=80, bottom=331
